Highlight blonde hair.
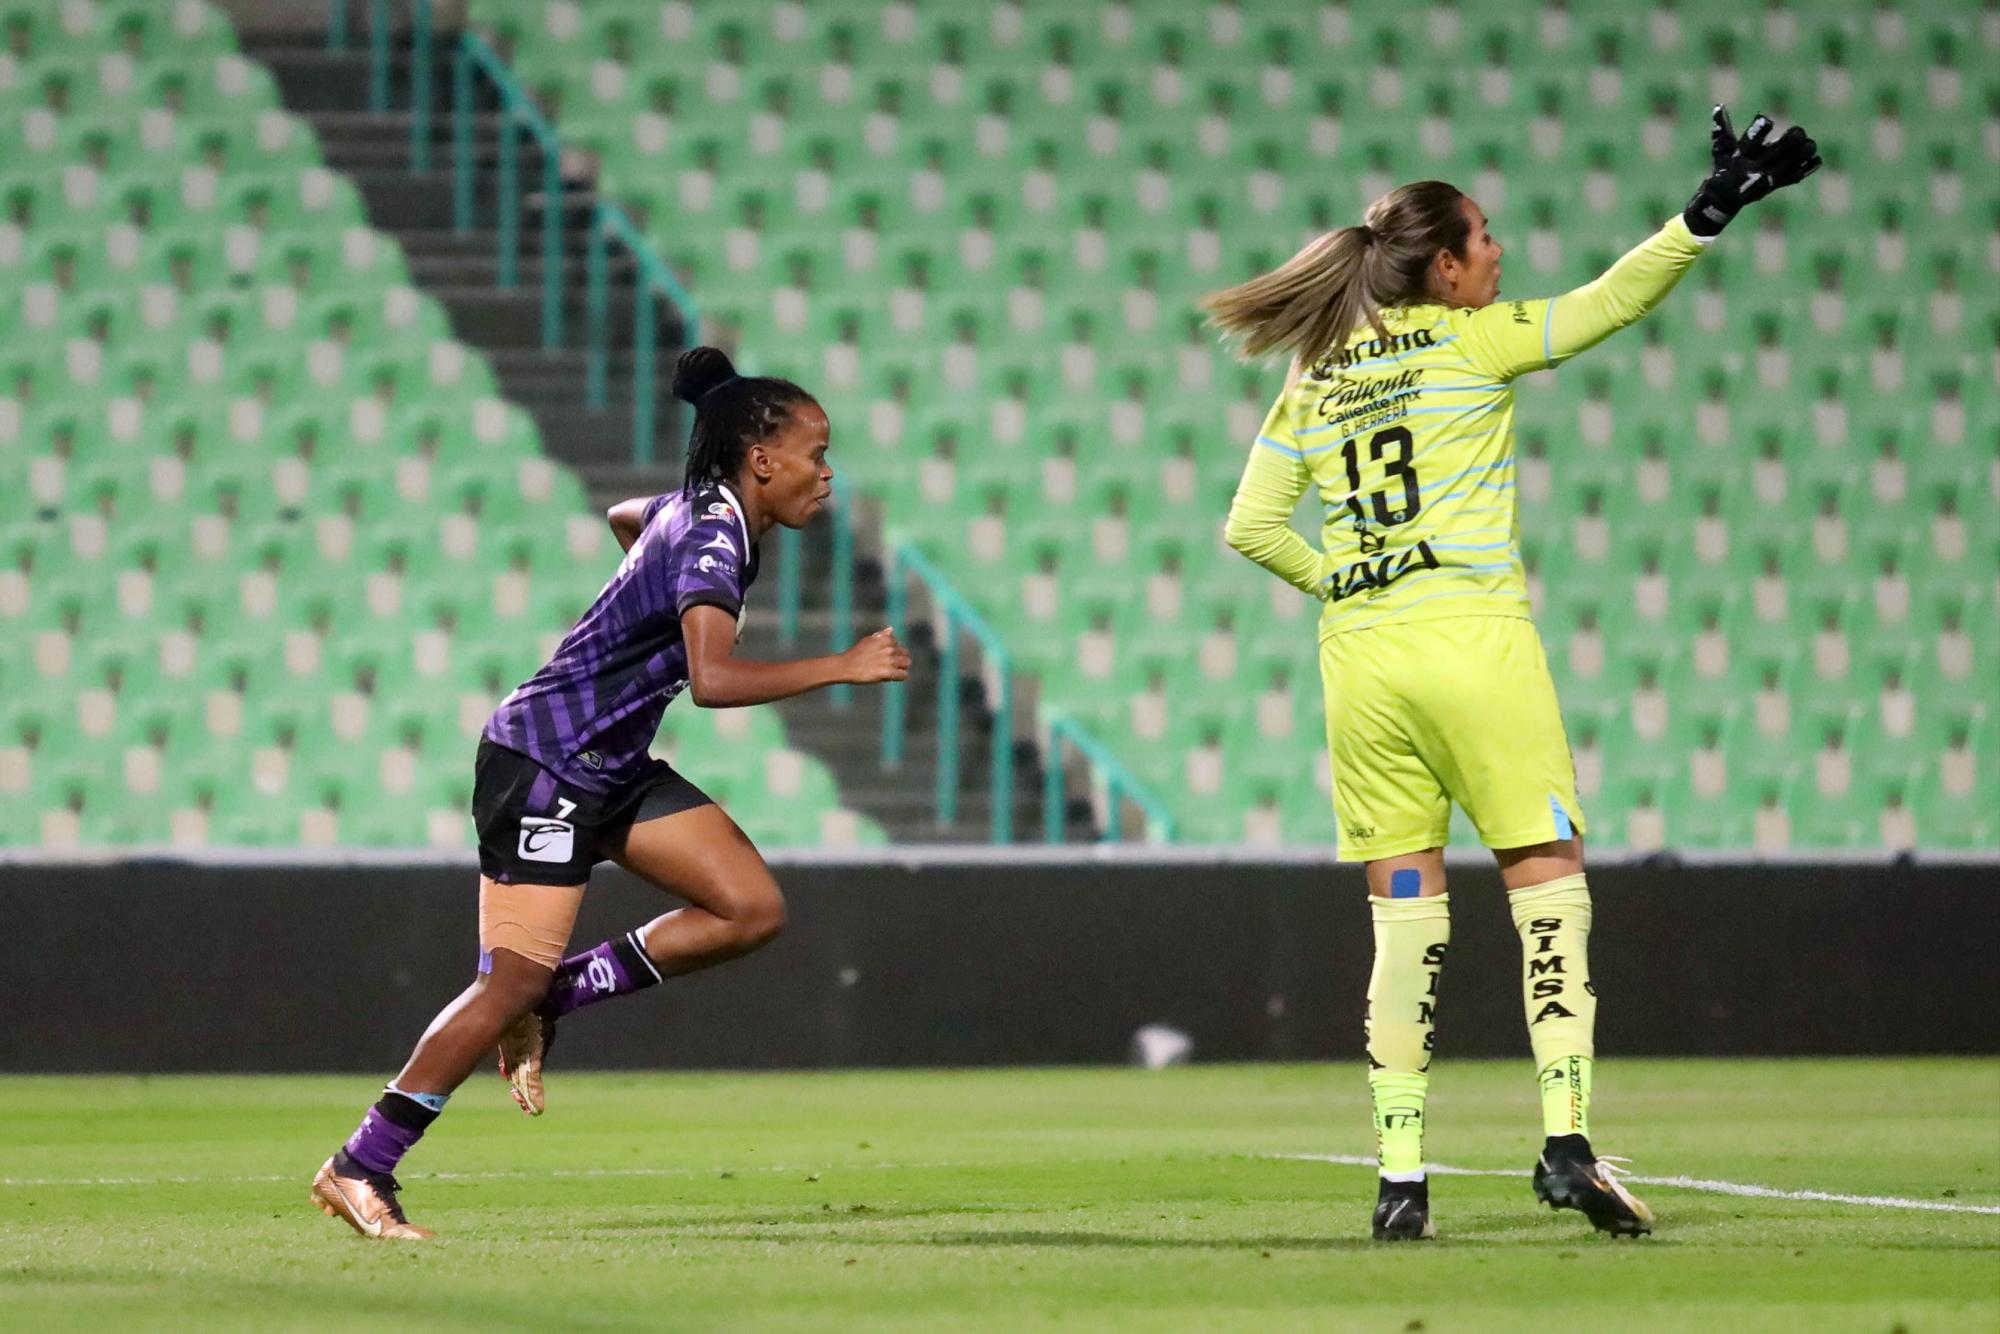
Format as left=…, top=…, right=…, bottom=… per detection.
left=1200, top=180, right=1471, bottom=368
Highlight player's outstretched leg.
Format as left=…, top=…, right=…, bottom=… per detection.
left=496, top=804, right=785, bottom=1116
left=313, top=892, right=580, bottom=1237
left=1501, top=850, right=1652, bottom=1236
left=1363, top=853, right=1449, bottom=1241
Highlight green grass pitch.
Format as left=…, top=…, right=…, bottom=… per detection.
left=4, top=1059, right=1995, bottom=1332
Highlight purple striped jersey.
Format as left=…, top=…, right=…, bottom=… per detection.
left=482, top=482, right=759, bottom=794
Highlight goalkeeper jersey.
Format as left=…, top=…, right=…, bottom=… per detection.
left=1224, top=215, right=1711, bottom=639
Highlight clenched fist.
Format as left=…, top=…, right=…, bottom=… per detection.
left=841, top=627, right=911, bottom=684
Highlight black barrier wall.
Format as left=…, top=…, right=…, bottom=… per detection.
left=2, top=860, right=1994, bottom=1072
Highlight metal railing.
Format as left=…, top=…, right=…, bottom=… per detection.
left=582, top=198, right=702, bottom=464
left=326, top=0, right=396, bottom=113
left=1042, top=713, right=1178, bottom=844
left=341, top=1, right=699, bottom=466
left=880, top=544, right=1015, bottom=842
left=768, top=490, right=855, bottom=704
left=451, top=36, right=558, bottom=336
left=826, top=491, right=856, bottom=709
left=338, top=1, right=1169, bottom=848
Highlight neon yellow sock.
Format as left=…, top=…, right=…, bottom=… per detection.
left=1369, top=1071, right=1430, bottom=1178
left=1507, top=875, right=1596, bottom=1139
left=1366, top=893, right=1450, bottom=1177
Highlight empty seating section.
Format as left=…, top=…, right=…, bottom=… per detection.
left=0, top=0, right=881, bottom=850
left=474, top=0, right=1996, bottom=849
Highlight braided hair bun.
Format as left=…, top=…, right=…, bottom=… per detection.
left=671, top=346, right=818, bottom=495
left=671, top=346, right=741, bottom=405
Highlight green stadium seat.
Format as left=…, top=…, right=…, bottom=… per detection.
left=19, top=0, right=1994, bottom=849
left=0, top=0, right=850, bottom=851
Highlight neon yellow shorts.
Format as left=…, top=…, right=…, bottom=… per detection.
left=1319, top=614, right=1586, bottom=862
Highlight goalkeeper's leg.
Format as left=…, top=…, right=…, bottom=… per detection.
left=1499, top=839, right=1652, bottom=1236
left=1364, top=850, right=1451, bottom=1241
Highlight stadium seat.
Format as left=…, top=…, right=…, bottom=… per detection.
left=0, top=0, right=878, bottom=849
left=458, top=0, right=1997, bottom=849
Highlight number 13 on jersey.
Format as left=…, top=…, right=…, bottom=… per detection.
left=1341, top=425, right=1422, bottom=529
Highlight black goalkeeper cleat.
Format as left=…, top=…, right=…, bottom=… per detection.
left=1372, top=1177, right=1437, bottom=1242
left=1533, top=1134, right=1654, bottom=1236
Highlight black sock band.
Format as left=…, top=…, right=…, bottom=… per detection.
left=611, top=932, right=662, bottom=990
left=377, top=1090, right=441, bottom=1133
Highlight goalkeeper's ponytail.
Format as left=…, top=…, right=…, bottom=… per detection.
left=1200, top=180, right=1472, bottom=370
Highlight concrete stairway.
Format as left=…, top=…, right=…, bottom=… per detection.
left=243, top=25, right=1084, bottom=843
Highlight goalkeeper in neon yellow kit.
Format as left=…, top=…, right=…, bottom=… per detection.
left=1205, top=110, right=1821, bottom=1241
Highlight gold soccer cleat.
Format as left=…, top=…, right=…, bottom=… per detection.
left=311, top=1152, right=435, bottom=1240
left=497, top=1007, right=558, bottom=1116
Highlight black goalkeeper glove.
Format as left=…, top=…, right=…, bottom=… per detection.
left=1681, top=105, right=1823, bottom=237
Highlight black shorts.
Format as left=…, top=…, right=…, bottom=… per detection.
left=471, top=740, right=712, bottom=886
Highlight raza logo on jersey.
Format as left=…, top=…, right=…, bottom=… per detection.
left=1322, top=539, right=1441, bottom=604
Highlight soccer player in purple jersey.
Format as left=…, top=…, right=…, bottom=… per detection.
left=311, top=348, right=910, bottom=1240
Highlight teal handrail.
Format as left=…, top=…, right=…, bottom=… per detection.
left=341, top=3, right=469, bottom=247
left=495, top=81, right=518, bottom=286
left=456, top=36, right=560, bottom=319
left=1042, top=712, right=1177, bottom=844
left=443, top=32, right=700, bottom=462
left=410, top=0, right=432, bottom=171
left=367, top=0, right=389, bottom=111
left=357, top=4, right=706, bottom=463
left=594, top=203, right=701, bottom=466
left=827, top=491, right=854, bottom=710
left=351, top=4, right=1093, bottom=848
left=881, top=544, right=1013, bottom=842
left=339, top=1, right=432, bottom=169
left=775, top=525, right=802, bottom=648
left=584, top=213, right=607, bottom=403
left=632, top=280, right=655, bottom=459
left=451, top=38, right=472, bottom=225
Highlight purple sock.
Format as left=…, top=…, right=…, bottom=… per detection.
left=342, top=1089, right=440, bottom=1175
left=545, top=931, right=662, bottom=1018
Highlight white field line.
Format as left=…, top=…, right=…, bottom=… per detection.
left=8, top=845, right=1998, bottom=870
left=6, top=1153, right=1998, bottom=1217
left=0, top=1159, right=976, bottom=1190
left=1276, top=1153, right=2000, bottom=1216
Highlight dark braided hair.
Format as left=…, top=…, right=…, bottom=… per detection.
left=672, top=346, right=818, bottom=496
